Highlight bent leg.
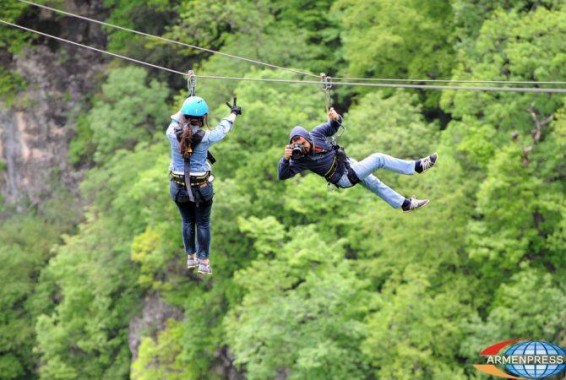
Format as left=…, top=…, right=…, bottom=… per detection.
left=352, top=153, right=415, bottom=178
left=360, top=174, right=405, bottom=208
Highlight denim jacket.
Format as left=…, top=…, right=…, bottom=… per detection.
left=167, top=118, right=234, bottom=174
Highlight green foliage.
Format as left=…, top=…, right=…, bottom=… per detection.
left=104, top=0, right=173, bottom=51
left=460, top=269, right=565, bottom=360
left=0, top=0, right=34, bottom=54
left=0, top=215, right=62, bottom=380
left=0, top=70, right=26, bottom=106
left=35, top=212, right=141, bottom=379
left=87, top=67, right=169, bottom=162
left=68, top=114, right=96, bottom=166
left=334, top=0, right=455, bottom=107
left=34, top=142, right=178, bottom=378
left=2, top=1, right=566, bottom=379
left=131, top=319, right=191, bottom=380
left=225, top=221, right=371, bottom=380
left=442, top=7, right=566, bottom=129
left=343, top=90, right=437, bottom=159
left=451, top=0, right=564, bottom=46
left=363, top=270, right=468, bottom=380
left=465, top=105, right=565, bottom=281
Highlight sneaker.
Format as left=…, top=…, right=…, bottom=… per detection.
left=416, top=152, right=438, bottom=173
left=186, top=255, right=199, bottom=269
left=198, top=261, right=213, bottom=275
left=402, top=197, right=430, bottom=213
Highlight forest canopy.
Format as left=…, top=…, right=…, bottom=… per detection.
left=0, top=1, right=564, bottom=379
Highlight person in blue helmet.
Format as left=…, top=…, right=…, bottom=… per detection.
left=167, top=96, right=241, bottom=275
left=278, top=107, right=438, bottom=212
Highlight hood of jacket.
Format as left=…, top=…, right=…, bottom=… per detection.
left=289, top=126, right=313, bottom=144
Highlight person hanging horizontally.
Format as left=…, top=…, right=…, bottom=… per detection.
left=167, top=96, right=242, bottom=275
left=278, top=107, right=437, bottom=212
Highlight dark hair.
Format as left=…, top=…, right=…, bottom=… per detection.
left=179, top=115, right=208, bottom=156
left=179, top=126, right=192, bottom=157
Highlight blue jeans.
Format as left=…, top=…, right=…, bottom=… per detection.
left=169, top=181, right=214, bottom=259
left=336, top=153, right=415, bottom=208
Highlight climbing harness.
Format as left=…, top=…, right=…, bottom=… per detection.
left=177, top=126, right=210, bottom=204
left=169, top=171, right=211, bottom=187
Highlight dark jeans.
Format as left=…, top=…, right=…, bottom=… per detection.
left=169, top=181, right=214, bottom=260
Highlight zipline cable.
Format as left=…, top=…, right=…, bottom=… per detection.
left=17, top=0, right=566, bottom=88
left=16, top=0, right=318, bottom=78
left=3, top=20, right=566, bottom=94
left=333, top=77, right=566, bottom=86
left=0, top=19, right=186, bottom=75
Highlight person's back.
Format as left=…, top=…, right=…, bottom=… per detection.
left=167, top=96, right=241, bottom=275
left=167, top=121, right=232, bottom=174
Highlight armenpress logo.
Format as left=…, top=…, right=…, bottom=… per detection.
left=474, top=339, right=566, bottom=379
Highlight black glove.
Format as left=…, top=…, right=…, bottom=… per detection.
left=226, top=97, right=242, bottom=115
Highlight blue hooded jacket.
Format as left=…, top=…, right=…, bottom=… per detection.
left=278, top=117, right=343, bottom=183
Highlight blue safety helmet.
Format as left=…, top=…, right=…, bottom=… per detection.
left=181, top=96, right=208, bottom=117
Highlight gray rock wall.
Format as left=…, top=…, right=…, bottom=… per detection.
left=0, top=42, right=104, bottom=209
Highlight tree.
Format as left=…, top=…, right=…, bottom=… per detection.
left=224, top=219, right=371, bottom=380
left=334, top=0, right=455, bottom=108
left=86, top=67, right=169, bottom=163
left=0, top=216, right=61, bottom=380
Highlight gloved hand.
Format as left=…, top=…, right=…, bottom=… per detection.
left=225, top=97, right=242, bottom=115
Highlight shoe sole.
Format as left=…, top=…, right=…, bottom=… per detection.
left=198, top=270, right=212, bottom=275
left=403, top=200, right=430, bottom=213
left=187, top=264, right=198, bottom=269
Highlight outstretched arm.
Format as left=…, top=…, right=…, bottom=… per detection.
left=203, top=113, right=237, bottom=144
left=311, top=107, right=343, bottom=137
left=203, top=98, right=242, bottom=144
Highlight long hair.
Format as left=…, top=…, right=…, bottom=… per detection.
left=179, top=115, right=208, bottom=157
left=179, top=125, right=192, bottom=157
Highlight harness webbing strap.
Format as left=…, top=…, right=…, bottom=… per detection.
left=324, top=156, right=337, bottom=179
left=183, top=154, right=195, bottom=203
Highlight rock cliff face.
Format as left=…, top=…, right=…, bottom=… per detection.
left=0, top=2, right=107, bottom=210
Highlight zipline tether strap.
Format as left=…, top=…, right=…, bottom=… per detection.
left=187, top=70, right=197, bottom=96
left=320, top=73, right=333, bottom=112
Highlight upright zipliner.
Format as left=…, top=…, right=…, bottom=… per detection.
left=166, top=70, right=242, bottom=275
left=278, top=76, right=438, bottom=212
